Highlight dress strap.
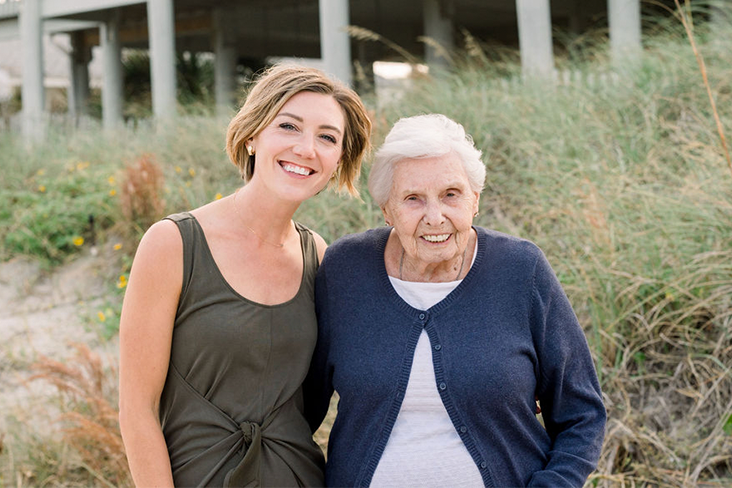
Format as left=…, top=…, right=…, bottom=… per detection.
left=163, top=212, right=199, bottom=316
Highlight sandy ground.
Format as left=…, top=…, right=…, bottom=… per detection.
left=0, top=248, right=119, bottom=436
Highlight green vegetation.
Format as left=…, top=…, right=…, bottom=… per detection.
left=1, top=10, right=731, bottom=487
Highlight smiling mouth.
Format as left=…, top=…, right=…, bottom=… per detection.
left=422, top=234, right=451, bottom=243
left=280, top=162, right=314, bottom=176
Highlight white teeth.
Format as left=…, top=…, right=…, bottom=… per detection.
left=423, top=234, right=450, bottom=243
left=282, top=163, right=312, bottom=176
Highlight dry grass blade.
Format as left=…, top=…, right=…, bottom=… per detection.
left=416, top=36, right=453, bottom=63
left=29, top=343, right=132, bottom=487
left=346, top=25, right=421, bottom=65
left=672, top=0, right=732, bottom=177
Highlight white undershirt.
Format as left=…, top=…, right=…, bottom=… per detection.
left=370, top=247, right=482, bottom=488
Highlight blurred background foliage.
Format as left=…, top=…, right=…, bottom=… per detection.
left=0, top=7, right=731, bottom=487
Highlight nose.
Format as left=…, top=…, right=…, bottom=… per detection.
left=293, top=135, right=316, bottom=159
left=423, top=199, right=445, bottom=226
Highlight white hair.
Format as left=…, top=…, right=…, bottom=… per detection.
left=367, top=114, right=486, bottom=207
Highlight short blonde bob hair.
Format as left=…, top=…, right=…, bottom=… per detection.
left=226, top=64, right=372, bottom=196
left=368, top=114, right=485, bottom=207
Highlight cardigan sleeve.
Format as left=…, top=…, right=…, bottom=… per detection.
left=527, top=251, right=606, bottom=488
left=302, top=258, right=335, bottom=434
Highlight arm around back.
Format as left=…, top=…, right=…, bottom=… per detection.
left=118, top=219, right=183, bottom=487
left=528, top=251, right=606, bottom=487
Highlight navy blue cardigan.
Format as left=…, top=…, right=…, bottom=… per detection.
left=304, top=227, right=606, bottom=487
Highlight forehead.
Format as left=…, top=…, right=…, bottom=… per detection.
left=392, top=154, right=470, bottom=190
left=277, top=91, right=345, bottom=128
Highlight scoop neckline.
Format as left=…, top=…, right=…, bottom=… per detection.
left=185, top=212, right=310, bottom=309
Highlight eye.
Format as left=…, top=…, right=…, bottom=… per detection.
left=320, top=134, right=338, bottom=144
left=279, top=122, right=298, bottom=131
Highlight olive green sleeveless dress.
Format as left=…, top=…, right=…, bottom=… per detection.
left=159, top=213, right=325, bottom=487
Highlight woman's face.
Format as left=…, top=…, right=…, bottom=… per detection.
left=382, top=154, right=479, bottom=271
left=249, top=91, right=345, bottom=203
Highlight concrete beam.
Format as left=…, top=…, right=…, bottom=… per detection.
left=1, top=18, right=99, bottom=41
left=608, top=0, right=641, bottom=61
left=147, top=0, right=177, bottom=120
left=423, top=0, right=454, bottom=68
left=101, top=9, right=123, bottom=129
left=20, top=0, right=45, bottom=142
left=516, top=0, right=554, bottom=76
left=319, top=0, right=352, bottom=86
left=41, top=0, right=145, bottom=19
left=213, top=8, right=237, bottom=117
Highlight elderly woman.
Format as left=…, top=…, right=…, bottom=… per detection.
left=305, top=114, right=606, bottom=487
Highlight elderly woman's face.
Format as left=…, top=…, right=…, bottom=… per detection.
left=383, top=154, right=479, bottom=269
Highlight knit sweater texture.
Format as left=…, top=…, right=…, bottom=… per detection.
left=304, top=226, right=606, bottom=487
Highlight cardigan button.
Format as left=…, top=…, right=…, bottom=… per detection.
left=460, top=426, right=467, bottom=433
left=439, top=382, right=447, bottom=390
left=418, top=313, right=426, bottom=320
left=434, top=344, right=442, bottom=351
left=480, top=461, right=487, bottom=469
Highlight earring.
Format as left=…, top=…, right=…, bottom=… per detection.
left=474, top=211, right=479, bottom=217
left=247, top=145, right=255, bottom=156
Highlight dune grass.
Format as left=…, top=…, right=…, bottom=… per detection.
left=1, top=10, right=731, bottom=486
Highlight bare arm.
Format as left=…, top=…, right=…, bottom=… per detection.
left=119, top=220, right=182, bottom=487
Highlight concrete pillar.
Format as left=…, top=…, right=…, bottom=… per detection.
left=101, top=10, right=123, bottom=129
left=213, top=8, right=237, bottom=117
left=319, top=0, right=352, bottom=86
left=423, top=0, right=454, bottom=68
left=19, top=0, right=44, bottom=141
left=516, top=0, right=555, bottom=76
left=608, top=0, right=642, bottom=61
left=69, top=31, right=91, bottom=123
left=147, top=0, right=177, bottom=120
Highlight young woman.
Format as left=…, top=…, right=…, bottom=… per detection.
left=119, top=65, right=371, bottom=487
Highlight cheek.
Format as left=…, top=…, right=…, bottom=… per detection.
left=392, top=209, right=421, bottom=238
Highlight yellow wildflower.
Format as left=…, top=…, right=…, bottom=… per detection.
left=36, top=169, right=46, bottom=176
left=109, top=189, right=117, bottom=196
left=108, top=176, right=116, bottom=185
left=215, top=193, right=223, bottom=200
left=38, top=185, right=46, bottom=193
left=113, top=243, right=122, bottom=251
left=97, top=311, right=106, bottom=322
left=175, top=166, right=182, bottom=174
left=117, top=275, right=128, bottom=289
left=188, top=168, right=196, bottom=177
left=72, top=236, right=84, bottom=246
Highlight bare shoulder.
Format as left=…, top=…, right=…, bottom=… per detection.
left=310, top=230, right=329, bottom=263
left=135, top=219, right=182, bottom=264
left=127, top=219, right=183, bottom=291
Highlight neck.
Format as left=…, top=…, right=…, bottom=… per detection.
left=393, top=230, right=474, bottom=283
left=233, top=184, right=299, bottom=244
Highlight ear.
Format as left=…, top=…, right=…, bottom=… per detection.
left=381, top=206, right=393, bottom=226
left=473, top=192, right=480, bottom=216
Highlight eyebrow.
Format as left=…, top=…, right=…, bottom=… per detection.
left=277, top=112, right=343, bottom=135
left=400, top=182, right=467, bottom=194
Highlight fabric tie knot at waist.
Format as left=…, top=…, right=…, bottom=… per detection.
left=239, top=421, right=259, bottom=447
left=225, top=421, right=263, bottom=487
